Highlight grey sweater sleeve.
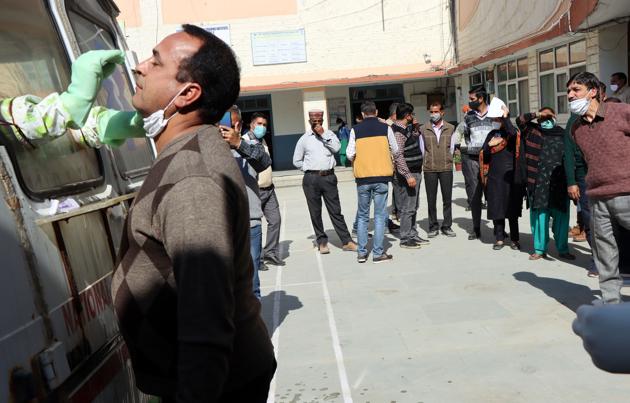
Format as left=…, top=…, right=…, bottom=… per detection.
left=159, top=176, right=236, bottom=402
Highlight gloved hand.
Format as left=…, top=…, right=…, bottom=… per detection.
left=60, top=50, right=125, bottom=127
left=96, top=109, right=145, bottom=146
left=573, top=301, right=630, bottom=373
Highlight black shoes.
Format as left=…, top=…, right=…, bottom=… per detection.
left=373, top=254, right=393, bottom=264
left=357, top=254, right=368, bottom=263
left=259, top=262, right=269, bottom=271
left=441, top=228, right=457, bottom=237
left=263, top=255, right=285, bottom=266
left=427, top=230, right=439, bottom=238
left=559, top=252, right=576, bottom=260
left=400, top=239, right=422, bottom=249
left=493, top=242, right=505, bottom=250
left=388, top=220, right=400, bottom=234
left=468, top=230, right=481, bottom=240
left=511, top=241, right=521, bottom=250
left=413, top=236, right=430, bottom=245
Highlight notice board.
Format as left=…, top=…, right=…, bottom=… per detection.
left=251, top=29, right=307, bottom=66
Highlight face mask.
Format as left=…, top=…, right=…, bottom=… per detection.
left=540, top=119, right=556, bottom=130
left=491, top=121, right=502, bottom=130
left=469, top=100, right=481, bottom=110
left=430, top=113, right=442, bottom=123
left=610, top=84, right=619, bottom=92
left=142, top=85, right=190, bottom=138
left=253, top=125, right=267, bottom=139
left=569, top=96, right=591, bottom=116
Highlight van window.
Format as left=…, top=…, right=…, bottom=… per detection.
left=0, top=0, right=103, bottom=199
left=67, top=9, right=154, bottom=179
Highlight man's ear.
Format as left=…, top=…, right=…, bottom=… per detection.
left=175, top=83, right=202, bottom=108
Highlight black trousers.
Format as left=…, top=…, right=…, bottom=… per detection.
left=493, top=217, right=519, bottom=242
left=302, top=173, right=352, bottom=245
left=424, top=170, right=453, bottom=231
left=159, top=363, right=276, bottom=403
left=462, top=154, right=483, bottom=233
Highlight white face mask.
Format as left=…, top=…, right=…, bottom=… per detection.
left=569, top=95, right=591, bottom=116
left=143, top=85, right=190, bottom=138
left=610, top=84, right=619, bottom=92
left=491, top=121, right=502, bottom=130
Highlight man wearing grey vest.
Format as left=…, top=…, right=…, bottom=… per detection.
left=456, top=86, right=494, bottom=240
left=421, top=101, right=457, bottom=238
left=392, top=103, right=429, bottom=249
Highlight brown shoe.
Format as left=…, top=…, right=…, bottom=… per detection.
left=573, top=231, right=587, bottom=242
left=529, top=253, right=547, bottom=260
left=319, top=242, right=330, bottom=254
left=568, top=225, right=582, bottom=237
left=342, top=241, right=357, bottom=252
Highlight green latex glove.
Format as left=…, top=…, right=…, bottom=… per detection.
left=60, top=50, right=125, bottom=127
left=96, top=108, right=145, bottom=147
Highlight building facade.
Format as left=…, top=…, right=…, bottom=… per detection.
left=449, top=0, right=629, bottom=125
left=114, top=0, right=630, bottom=169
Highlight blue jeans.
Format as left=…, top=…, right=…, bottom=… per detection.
left=356, top=182, right=389, bottom=257
left=250, top=224, right=262, bottom=300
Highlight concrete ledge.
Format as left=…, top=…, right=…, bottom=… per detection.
left=272, top=167, right=355, bottom=188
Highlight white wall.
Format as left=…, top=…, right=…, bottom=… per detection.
left=598, top=22, right=629, bottom=90
left=271, top=90, right=304, bottom=135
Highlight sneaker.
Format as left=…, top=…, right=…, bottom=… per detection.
left=342, top=241, right=358, bottom=252
left=412, top=236, right=430, bottom=245
left=373, top=253, right=393, bottom=264
left=319, top=242, right=330, bottom=254
left=259, top=262, right=269, bottom=271
left=263, top=255, right=285, bottom=266
left=441, top=228, right=457, bottom=237
left=400, top=239, right=422, bottom=249
left=357, top=254, right=368, bottom=263
left=388, top=220, right=400, bottom=234
left=427, top=230, right=439, bottom=238
left=492, top=241, right=505, bottom=250
left=510, top=241, right=521, bottom=250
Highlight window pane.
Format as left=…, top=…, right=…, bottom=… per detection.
left=570, top=65, right=586, bottom=78
left=540, top=74, right=555, bottom=110
left=508, top=61, right=517, bottom=80
left=517, top=58, right=528, bottom=77
left=508, top=102, right=518, bottom=116
left=0, top=0, right=102, bottom=198
left=68, top=11, right=154, bottom=179
left=539, top=49, right=554, bottom=72
left=469, top=72, right=482, bottom=87
left=570, top=40, right=586, bottom=64
left=556, top=73, right=567, bottom=93
left=508, top=83, right=517, bottom=101
left=518, top=80, right=530, bottom=115
left=555, top=46, right=568, bottom=68
left=498, top=84, right=507, bottom=102
left=497, top=63, right=507, bottom=82
left=557, top=95, right=568, bottom=114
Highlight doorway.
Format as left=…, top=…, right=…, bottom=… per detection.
left=349, top=84, right=405, bottom=123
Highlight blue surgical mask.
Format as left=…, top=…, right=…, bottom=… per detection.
left=540, top=119, right=556, bottom=130
left=253, top=125, right=267, bottom=139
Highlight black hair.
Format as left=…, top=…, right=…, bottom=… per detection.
left=566, top=71, right=601, bottom=101
left=468, top=85, right=487, bottom=103
left=336, top=117, right=345, bottom=125
left=538, top=106, right=556, bottom=114
left=612, top=72, right=627, bottom=84
left=250, top=111, right=267, bottom=121
left=605, top=97, right=622, bottom=103
left=395, top=103, right=414, bottom=120
left=388, top=102, right=399, bottom=117
left=428, top=100, right=444, bottom=110
left=361, top=100, right=377, bottom=115
left=177, top=24, right=241, bottom=123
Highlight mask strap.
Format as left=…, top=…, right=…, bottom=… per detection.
left=163, top=84, right=191, bottom=118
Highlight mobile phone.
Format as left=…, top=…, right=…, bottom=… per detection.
left=219, top=111, right=231, bottom=127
